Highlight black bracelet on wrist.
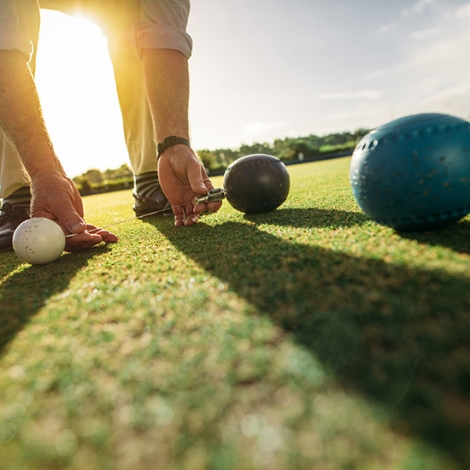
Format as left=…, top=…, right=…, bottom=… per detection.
left=157, top=136, right=191, bottom=158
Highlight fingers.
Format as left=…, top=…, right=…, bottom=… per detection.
left=173, top=204, right=199, bottom=227
left=31, top=175, right=118, bottom=251
left=56, top=198, right=88, bottom=234
left=202, top=172, right=215, bottom=192
left=65, top=231, right=105, bottom=252
left=172, top=205, right=186, bottom=227
left=65, top=224, right=118, bottom=252
left=184, top=213, right=199, bottom=226
left=32, top=175, right=88, bottom=234
left=88, top=226, right=119, bottom=243
left=158, top=146, right=222, bottom=226
left=33, top=207, right=86, bottom=235
left=205, top=200, right=223, bottom=213
left=181, top=164, right=222, bottom=219
left=187, top=163, right=211, bottom=194
left=34, top=200, right=117, bottom=251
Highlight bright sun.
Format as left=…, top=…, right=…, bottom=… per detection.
left=35, top=10, right=129, bottom=178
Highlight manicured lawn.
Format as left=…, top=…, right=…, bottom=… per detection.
left=1, top=157, right=469, bottom=469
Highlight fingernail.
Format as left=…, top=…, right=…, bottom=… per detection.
left=71, top=221, right=85, bottom=233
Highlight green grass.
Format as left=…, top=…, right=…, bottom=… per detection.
left=1, top=157, right=469, bottom=470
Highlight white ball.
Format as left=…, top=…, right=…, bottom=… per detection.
left=13, top=217, right=66, bottom=265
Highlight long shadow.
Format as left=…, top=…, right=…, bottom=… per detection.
left=0, top=246, right=110, bottom=355
left=242, top=207, right=369, bottom=229
left=151, top=209, right=470, bottom=468
left=398, top=219, right=470, bottom=255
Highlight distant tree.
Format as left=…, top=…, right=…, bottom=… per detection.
left=83, top=168, right=103, bottom=184
left=74, top=176, right=92, bottom=195
left=238, top=142, right=274, bottom=157
left=198, top=150, right=218, bottom=172
left=103, top=164, right=132, bottom=181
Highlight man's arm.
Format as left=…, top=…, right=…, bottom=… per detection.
left=142, top=48, right=222, bottom=226
left=0, top=51, right=117, bottom=250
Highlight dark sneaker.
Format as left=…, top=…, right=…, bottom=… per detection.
left=132, top=187, right=173, bottom=217
left=0, top=203, right=30, bottom=251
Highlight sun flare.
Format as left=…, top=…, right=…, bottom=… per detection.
left=35, top=10, right=129, bottom=178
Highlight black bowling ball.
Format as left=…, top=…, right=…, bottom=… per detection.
left=223, top=154, right=290, bottom=214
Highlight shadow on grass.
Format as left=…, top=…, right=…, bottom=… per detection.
left=243, top=207, right=369, bottom=228
left=398, top=219, right=470, bottom=255
left=0, top=246, right=111, bottom=355
left=154, top=210, right=470, bottom=468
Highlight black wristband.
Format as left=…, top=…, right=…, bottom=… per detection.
left=157, top=136, right=191, bottom=158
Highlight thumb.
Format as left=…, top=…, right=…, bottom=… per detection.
left=187, top=163, right=210, bottom=194
left=70, top=218, right=87, bottom=234
left=58, top=208, right=87, bottom=234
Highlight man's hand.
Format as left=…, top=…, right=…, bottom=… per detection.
left=158, top=145, right=222, bottom=226
left=31, top=171, right=118, bottom=251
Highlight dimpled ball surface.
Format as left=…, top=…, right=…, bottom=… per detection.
left=13, top=217, right=66, bottom=265
left=223, top=154, right=290, bottom=214
left=350, top=113, right=470, bottom=231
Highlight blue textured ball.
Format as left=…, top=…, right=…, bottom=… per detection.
left=350, top=113, right=470, bottom=231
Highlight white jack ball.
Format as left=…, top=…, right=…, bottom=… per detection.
left=13, top=217, right=66, bottom=265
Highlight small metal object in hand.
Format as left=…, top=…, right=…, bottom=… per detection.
left=194, top=188, right=226, bottom=205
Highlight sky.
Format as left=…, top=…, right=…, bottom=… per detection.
left=35, top=0, right=470, bottom=177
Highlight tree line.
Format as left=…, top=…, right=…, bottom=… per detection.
left=197, top=128, right=370, bottom=174
left=73, top=129, right=370, bottom=195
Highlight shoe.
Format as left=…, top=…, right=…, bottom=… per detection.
left=0, top=203, right=30, bottom=251
left=132, top=187, right=173, bottom=217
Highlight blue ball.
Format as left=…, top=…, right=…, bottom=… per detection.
left=350, top=113, right=470, bottom=231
